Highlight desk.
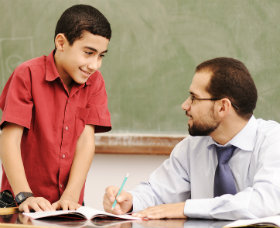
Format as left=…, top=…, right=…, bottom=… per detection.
left=0, top=212, right=230, bottom=228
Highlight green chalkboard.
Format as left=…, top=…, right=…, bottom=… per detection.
left=1, top=0, right=280, bottom=134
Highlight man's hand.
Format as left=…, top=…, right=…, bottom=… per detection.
left=19, top=196, right=54, bottom=213
left=103, top=186, right=133, bottom=215
left=52, top=195, right=81, bottom=211
left=132, top=202, right=186, bottom=219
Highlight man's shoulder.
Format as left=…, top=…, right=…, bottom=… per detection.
left=256, top=118, right=280, bottom=130
left=256, top=118, right=280, bottom=138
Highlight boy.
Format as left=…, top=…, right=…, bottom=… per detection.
left=0, top=4, right=112, bottom=212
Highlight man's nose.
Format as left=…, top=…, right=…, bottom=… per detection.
left=181, top=97, right=191, bottom=111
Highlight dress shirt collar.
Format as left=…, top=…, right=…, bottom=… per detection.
left=207, top=115, right=257, bottom=151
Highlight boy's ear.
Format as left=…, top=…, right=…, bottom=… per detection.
left=55, top=33, right=68, bottom=51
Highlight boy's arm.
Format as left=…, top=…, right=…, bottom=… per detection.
left=52, top=124, right=95, bottom=210
left=0, top=123, right=53, bottom=212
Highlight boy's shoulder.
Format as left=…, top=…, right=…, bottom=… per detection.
left=14, top=55, right=46, bottom=73
left=9, top=54, right=50, bottom=84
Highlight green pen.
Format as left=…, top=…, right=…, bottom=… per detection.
left=112, top=173, right=129, bottom=209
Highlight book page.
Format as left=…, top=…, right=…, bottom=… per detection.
left=76, top=206, right=141, bottom=220
left=24, top=206, right=141, bottom=221
left=24, top=209, right=84, bottom=220
left=76, top=206, right=105, bottom=220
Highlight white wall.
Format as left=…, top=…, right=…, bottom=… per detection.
left=85, top=154, right=168, bottom=209
left=0, top=154, right=168, bottom=210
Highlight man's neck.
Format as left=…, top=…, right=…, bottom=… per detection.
left=210, top=116, right=249, bottom=145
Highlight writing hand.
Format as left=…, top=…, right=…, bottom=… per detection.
left=103, top=185, right=133, bottom=214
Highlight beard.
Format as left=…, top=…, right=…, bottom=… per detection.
left=186, top=106, right=219, bottom=136
left=188, top=121, right=219, bottom=136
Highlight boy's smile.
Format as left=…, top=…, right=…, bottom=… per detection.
left=54, top=31, right=109, bottom=91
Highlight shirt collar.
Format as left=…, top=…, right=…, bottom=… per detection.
left=207, top=115, right=257, bottom=151
left=45, top=50, right=60, bottom=82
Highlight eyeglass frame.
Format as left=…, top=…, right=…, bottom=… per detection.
left=188, top=95, right=239, bottom=110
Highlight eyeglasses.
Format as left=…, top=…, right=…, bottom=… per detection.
left=189, top=95, right=239, bottom=110
left=190, top=95, right=220, bottom=103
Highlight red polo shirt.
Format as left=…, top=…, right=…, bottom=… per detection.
left=0, top=51, right=111, bottom=204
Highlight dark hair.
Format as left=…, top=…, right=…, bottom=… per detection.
left=196, top=57, right=258, bottom=119
left=54, top=4, right=111, bottom=45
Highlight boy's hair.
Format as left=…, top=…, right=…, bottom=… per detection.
left=55, top=4, right=111, bottom=45
left=196, top=57, right=258, bottom=120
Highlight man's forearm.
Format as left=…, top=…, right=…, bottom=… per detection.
left=184, top=186, right=280, bottom=220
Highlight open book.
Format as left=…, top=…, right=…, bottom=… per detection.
left=224, top=215, right=280, bottom=228
left=23, top=206, right=141, bottom=221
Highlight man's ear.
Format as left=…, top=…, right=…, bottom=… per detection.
left=216, top=98, right=231, bottom=118
left=54, top=33, right=67, bottom=51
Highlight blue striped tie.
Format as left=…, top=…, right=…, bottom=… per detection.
left=214, top=145, right=237, bottom=197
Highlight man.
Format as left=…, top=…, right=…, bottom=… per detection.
left=103, top=57, right=280, bottom=220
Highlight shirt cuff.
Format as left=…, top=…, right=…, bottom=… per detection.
left=129, top=191, right=145, bottom=212
left=184, top=198, right=217, bottom=219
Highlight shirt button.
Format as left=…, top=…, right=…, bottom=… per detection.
left=60, top=184, right=63, bottom=188
left=62, top=154, right=66, bottom=159
left=65, top=126, right=69, bottom=131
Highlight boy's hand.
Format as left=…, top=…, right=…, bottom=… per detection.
left=52, top=196, right=81, bottom=211
left=103, top=186, right=133, bottom=215
left=19, top=196, right=54, bottom=213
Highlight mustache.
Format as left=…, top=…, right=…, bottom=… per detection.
left=185, top=111, right=191, bottom=117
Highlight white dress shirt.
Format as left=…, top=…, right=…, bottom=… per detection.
left=130, top=116, right=280, bottom=220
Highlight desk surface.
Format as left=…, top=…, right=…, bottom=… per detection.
left=0, top=213, right=231, bottom=228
